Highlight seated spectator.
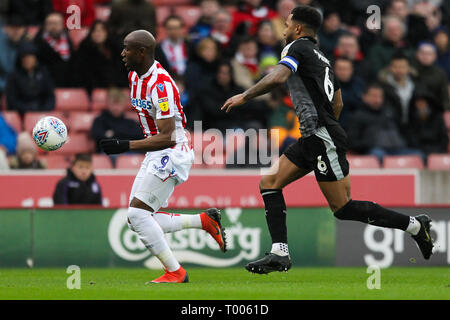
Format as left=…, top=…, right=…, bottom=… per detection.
left=160, top=16, right=191, bottom=77
left=0, top=16, right=27, bottom=97
left=107, top=0, right=156, bottom=40
left=334, top=33, right=368, bottom=79
left=188, top=0, right=220, bottom=44
left=433, top=27, right=450, bottom=81
left=91, top=88, right=143, bottom=151
left=347, top=83, right=424, bottom=163
left=271, top=0, right=296, bottom=42
left=52, top=0, right=95, bottom=28
left=231, top=36, right=259, bottom=89
left=257, top=20, right=283, bottom=60
left=413, top=41, right=450, bottom=110
left=367, top=16, right=415, bottom=79
left=9, top=132, right=45, bottom=169
left=406, top=91, right=449, bottom=156
left=6, top=42, right=55, bottom=115
left=53, top=153, right=102, bottom=205
left=231, top=0, right=278, bottom=36
left=209, top=10, right=234, bottom=53
left=184, top=37, right=220, bottom=98
left=333, top=57, right=365, bottom=131
left=34, top=12, right=74, bottom=87
left=72, top=20, right=127, bottom=93
left=378, top=51, right=417, bottom=125
left=317, top=10, right=346, bottom=60
left=0, top=113, right=17, bottom=155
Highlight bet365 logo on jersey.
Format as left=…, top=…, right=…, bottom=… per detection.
left=131, top=98, right=152, bottom=110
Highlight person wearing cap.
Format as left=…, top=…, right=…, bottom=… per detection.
left=6, top=41, right=55, bottom=116
left=9, top=132, right=45, bottom=169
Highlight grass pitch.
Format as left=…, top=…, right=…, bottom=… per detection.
left=0, top=267, right=448, bottom=300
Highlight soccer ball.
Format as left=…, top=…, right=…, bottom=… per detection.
left=32, top=116, right=68, bottom=151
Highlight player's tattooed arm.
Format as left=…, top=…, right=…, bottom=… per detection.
left=333, top=89, right=344, bottom=120
left=129, top=117, right=177, bottom=151
left=221, top=64, right=291, bottom=113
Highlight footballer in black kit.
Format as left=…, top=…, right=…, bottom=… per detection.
left=222, top=5, right=433, bottom=274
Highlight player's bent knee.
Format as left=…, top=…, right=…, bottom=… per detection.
left=333, top=199, right=355, bottom=219
left=259, top=175, right=280, bottom=190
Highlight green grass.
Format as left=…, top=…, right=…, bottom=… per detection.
left=0, top=267, right=449, bottom=300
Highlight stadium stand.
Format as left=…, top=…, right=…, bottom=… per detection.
left=116, top=154, right=145, bottom=169
left=95, top=6, right=111, bottom=21
left=53, top=133, right=95, bottom=155
left=55, top=89, right=90, bottom=112
left=347, top=155, right=380, bottom=169
left=41, top=154, right=70, bottom=169
left=67, top=112, right=98, bottom=133
left=92, top=154, right=113, bottom=169
left=174, top=6, right=202, bottom=28
left=427, top=153, right=450, bottom=170
left=91, top=88, right=108, bottom=111
left=24, top=112, right=67, bottom=133
left=2, top=111, right=22, bottom=133
left=383, top=156, right=425, bottom=169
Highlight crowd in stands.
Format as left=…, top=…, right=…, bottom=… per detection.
left=0, top=0, right=449, bottom=171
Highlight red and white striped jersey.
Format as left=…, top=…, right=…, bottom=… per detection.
left=128, top=60, right=187, bottom=144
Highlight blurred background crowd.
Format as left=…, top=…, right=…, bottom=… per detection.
left=0, top=0, right=449, bottom=172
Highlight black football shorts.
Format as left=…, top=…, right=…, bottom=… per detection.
left=283, top=125, right=349, bottom=182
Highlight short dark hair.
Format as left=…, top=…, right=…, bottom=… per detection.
left=291, top=5, right=322, bottom=34
left=163, top=15, right=185, bottom=27
left=390, top=50, right=409, bottom=63
left=363, top=82, right=384, bottom=94
left=73, top=153, right=92, bottom=165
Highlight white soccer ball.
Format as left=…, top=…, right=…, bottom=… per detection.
left=32, top=116, right=68, bottom=151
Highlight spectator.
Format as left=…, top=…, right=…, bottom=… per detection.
left=334, top=33, right=368, bottom=79
left=367, top=16, right=415, bottom=78
left=188, top=0, right=220, bottom=44
left=53, top=153, right=102, bottom=205
left=184, top=37, right=220, bottom=98
left=317, top=10, right=346, bottom=60
left=271, top=0, right=296, bottom=42
left=406, top=91, right=449, bottom=156
left=108, top=0, right=156, bottom=40
left=231, top=36, right=259, bottom=89
left=160, top=16, right=191, bottom=77
left=72, top=20, right=127, bottom=93
left=378, top=51, right=417, bottom=124
left=413, top=41, right=450, bottom=110
left=209, top=10, right=234, bottom=52
left=256, top=20, right=283, bottom=60
left=231, top=0, right=278, bottom=36
left=52, top=0, right=96, bottom=28
left=347, top=83, right=424, bottom=163
left=9, top=132, right=45, bottom=169
left=34, top=12, right=74, bottom=87
left=7, top=0, right=53, bottom=26
left=0, top=16, right=27, bottom=96
left=333, top=57, right=365, bottom=130
left=0, top=113, right=17, bottom=155
left=6, top=41, right=55, bottom=115
left=433, top=27, right=450, bottom=81
left=91, top=88, right=143, bottom=152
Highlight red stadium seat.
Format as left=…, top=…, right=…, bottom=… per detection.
left=55, top=88, right=90, bottom=111
left=427, top=153, right=450, bottom=170
left=156, top=6, right=173, bottom=26
left=2, top=111, right=22, bottom=132
left=383, top=155, right=424, bottom=169
left=41, top=154, right=70, bottom=169
left=68, top=111, right=98, bottom=132
left=92, top=154, right=113, bottom=169
left=53, top=133, right=95, bottom=155
left=153, top=0, right=193, bottom=6
left=174, top=6, right=202, bottom=28
left=68, top=28, right=89, bottom=49
left=95, top=6, right=111, bottom=21
left=23, top=111, right=66, bottom=133
left=116, top=154, right=145, bottom=169
left=347, top=155, right=380, bottom=169
left=444, top=111, right=450, bottom=131
left=91, top=88, right=108, bottom=111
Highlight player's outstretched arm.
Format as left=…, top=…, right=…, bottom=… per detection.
left=221, top=64, right=292, bottom=113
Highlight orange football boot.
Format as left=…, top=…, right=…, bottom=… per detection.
left=200, top=208, right=227, bottom=252
left=149, top=266, right=189, bottom=283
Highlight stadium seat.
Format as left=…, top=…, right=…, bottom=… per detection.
left=67, top=112, right=98, bottom=132
left=55, top=88, right=90, bottom=111
left=444, top=111, right=450, bottom=131
left=427, top=153, right=450, bottom=170
left=383, top=155, right=424, bottom=169
left=174, top=6, right=202, bottom=28
left=68, top=28, right=89, bottom=49
left=347, top=155, right=380, bottom=169
left=23, top=111, right=66, bottom=133
left=156, top=6, right=173, bottom=26
left=2, top=111, right=22, bottom=132
left=41, top=154, right=70, bottom=169
left=116, top=154, right=145, bottom=169
left=92, top=154, right=113, bottom=169
left=94, top=6, right=111, bottom=21
left=53, top=133, right=95, bottom=155
left=91, top=88, right=108, bottom=111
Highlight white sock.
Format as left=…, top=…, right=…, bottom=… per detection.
left=405, top=216, right=421, bottom=235
left=152, top=212, right=202, bottom=233
left=271, top=242, right=289, bottom=256
left=128, top=207, right=180, bottom=271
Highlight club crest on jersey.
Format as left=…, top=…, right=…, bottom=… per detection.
left=156, top=83, right=165, bottom=93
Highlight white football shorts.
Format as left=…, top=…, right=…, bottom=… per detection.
left=129, top=142, right=194, bottom=211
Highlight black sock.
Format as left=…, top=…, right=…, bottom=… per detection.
left=334, top=200, right=409, bottom=230
left=260, top=189, right=287, bottom=243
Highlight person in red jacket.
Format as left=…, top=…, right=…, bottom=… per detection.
left=232, top=0, right=278, bottom=36
left=52, top=0, right=96, bottom=28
